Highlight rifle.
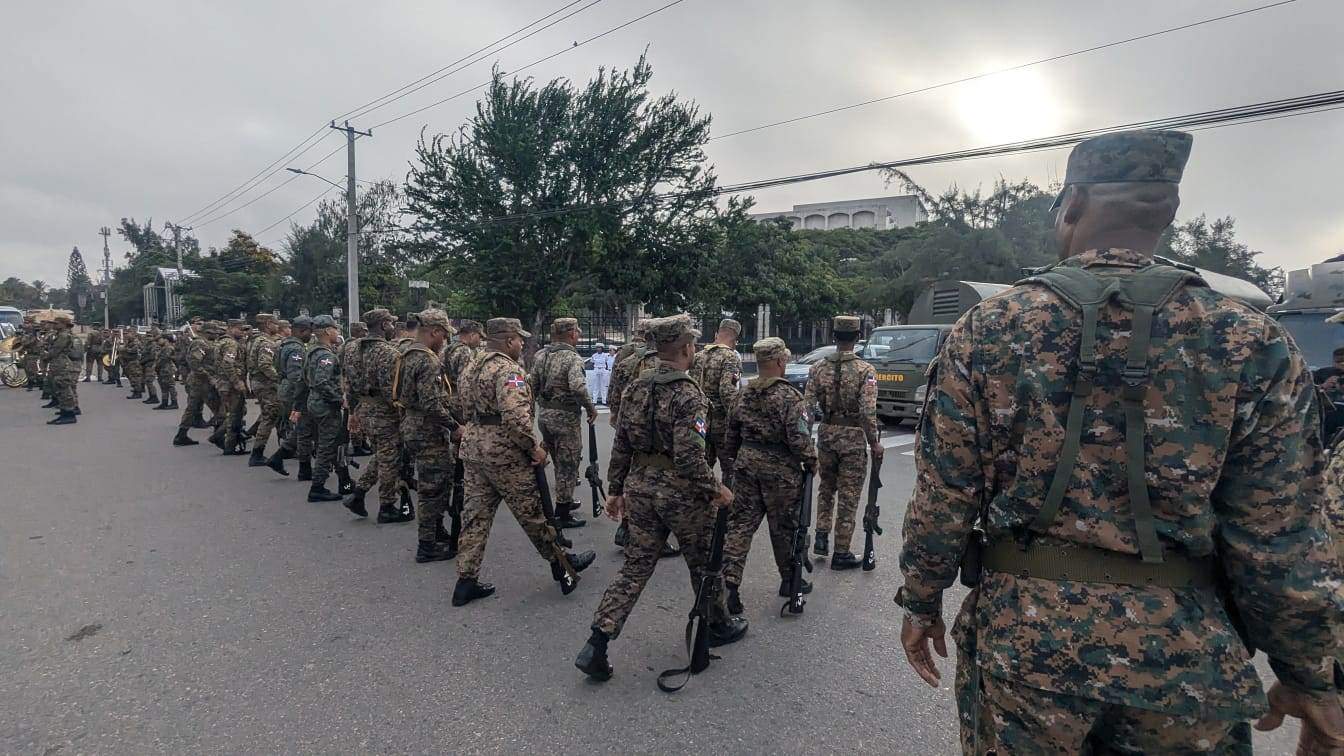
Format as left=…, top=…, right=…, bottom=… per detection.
left=780, top=469, right=815, bottom=616
left=535, top=464, right=578, bottom=588
left=861, top=454, right=884, bottom=571
left=448, top=458, right=465, bottom=551
left=335, top=406, right=359, bottom=494
left=585, top=421, right=606, bottom=518
left=658, top=506, right=730, bottom=693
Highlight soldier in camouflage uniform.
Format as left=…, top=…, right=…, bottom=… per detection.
left=606, top=319, right=654, bottom=427
left=576, top=315, right=746, bottom=681
left=122, top=330, right=144, bottom=398
left=140, top=327, right=160, bottom=406
left=690, top=318, right=742, bottom=486
left=303, top=315, right=344, bottom=501
left=153, top=331, right=178, bottom=410
left=210, top=319, right=247, bottom=454
left=45, top=315, right=81, bottom=425
left=897, top=130, right=1344, bottom=754
left=527, top=317, right=599, bottom=530
left=268, top=317, right=312, bottom=476
left=804, top=315, right=880, bottom=569
left=245, top=314, right=282, bottom=465
left=173, top=321, right=217, bottom=446
left=442, top=319, right=483, bottom=530
left=343, top=309, right=415, bottom=526
left=18, top=318, right=42, bottom=390
left=389, top=309, right=462, bottom=561
left=721, top=337, right=816, bottom=613
left=83, top=328, right=104, bottom=382
left=452, top=317, right=596, bottom=607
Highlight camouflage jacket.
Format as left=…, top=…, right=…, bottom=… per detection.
left=608, top=347, right=658, bottom=421
left=361, top=337, right=401, bottom=409
left=1325, top=439, right=1344, bottom=564
left=121, top=335, right=141, bottom=362
left=442, top=340, right=479, bottom=423
left=612, top=337, right=644, bottom=368
left=690, top=343, right=742, bottom=417
left=396, top=344, right=456, bottom=445
left=459, top=349, right=537, bottom=464
left=46, top=330, right=78, bottom=369
left=247, top=334, right=279, bottom=385
left=154, top=338, right=175, bottom=369
left=804, top=351, right=879, bottom=447
left=213, top=336, right=242, bottom=391
left=303, top=344, right=341, bottom=413
left=898, top=247, right=1342, bottom=719
left=723, top=376, right=816, bottom=469
left=608, top=364, right=718, bottom=501
left=527, top=343, right=595, bottom=413
left=139, top=336, right=157, bottom=367
left=185, top=336, right=210, bottom=379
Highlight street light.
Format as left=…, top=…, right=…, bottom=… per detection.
left=286, top=166, right=357, bottom=333
left=285, top=167, right=345, bottom=192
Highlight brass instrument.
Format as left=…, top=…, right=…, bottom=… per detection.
left=0, top=335, right=16, bottom=352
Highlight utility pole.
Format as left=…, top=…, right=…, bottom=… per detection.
left=164, top=222, right=191, bottom=325
left=165, top=222, right=189, bottom=279
left=99, top=226, right=112, bottom=328
left=330, top=120, right=372, bottom=333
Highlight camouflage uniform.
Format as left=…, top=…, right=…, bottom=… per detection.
left=442, top=327, right=482, bottom=529
left=527, top=320, right=597, bottom=517
left=900, top=248, right=1341, bottom=751
left=247, top=317, right=282, bottom=453
left=212, top=323, right=246, bottom=450
left=19, top=324, right=42, bottom=388
left=304, top=331, right=343, bottom=486
left=690, top=321, right=742, bottom=482
left=276, top=322, right=311, bottom=457
left=177, top=327, right=214, bottom=433
left=592, top=316, right=731, bottom=639
left=122, top=333, right=144, bottom=394
left=84, top=329, right=104, bottom=381
left=140, top=329, right=160, bottom=402
left=351, top=310, right=405, bottom=517
left=606, top=321, right=651, bottom=423
left=155, top=334, right=178, bottom=407
left=803, top=321, right=879, bottom=555
left=46, top=318, right=81, bottom=413
left=722, top=339, right=816, bottom=589
left=456, top=320, right=563, bottom=582
left=394, top=311, right=460, bottom=544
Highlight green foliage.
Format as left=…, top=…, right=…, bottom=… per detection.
left=178, top=231, right=281, bottom=320
left=0, top=278, right=49, bottom=309
left=404, top=56, right=719, bottom=332
left=1157, top=215, right=1283, bottom=297
left=65, top=247, right=95, bottom=321
left=107, top=218, right=174, bottom=324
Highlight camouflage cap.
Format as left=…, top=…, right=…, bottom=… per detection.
left=718, top=318, right=742, bottom=336
left=53, top=314, right=74, bottom=326
left=254, top=313, right=276, bottom=324
left=189, top=316, right=204, bottom=324
left=833, top=315, right=862, bottom=334
left=647, top=313, right=699, bottom=347
left=292, top=315, right=313, bottom=329
left=226, top=318, right=245, bottom=328
left=753, top=336, right=789, bottom=363
left=362, top=307, right=395, bottom=328
left=486, top=317, right=531, bottom=339
left=275, top=319, right=291, bottom=328
left=551, top=317, right=579, bottom=335
left=349, top=322, right=368, bottom=336
left=310, top=315, right=338, bottom=329
left=456, top=319, right=483, bottom=334
left=1051, top=129, right=1193, bottom=210
left=203, top=321, right=225, bottom=335
left=417, top=308, right=455, bottom=333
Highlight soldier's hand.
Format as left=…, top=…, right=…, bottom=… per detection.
left=347, top=415, right=361, bottom=434
left=605, top=495, right=624, bottom=521
left=608, top=413, right=618, bottom=429
left=530, top=445, right=548, bottom=467
left=870, top=442, right=885, bottom=460
left=1255, top=682, right=1344, bottom=753
left=289, top=410, right=300, bottom=424
left=586, top=406, right=599, bottom=424
left=451, top=426, right=464, bottom=443
left=901, top=613, right=948, bottom=688
left=711, top=483, right=734, bottom=509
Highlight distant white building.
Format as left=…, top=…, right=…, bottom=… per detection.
left=750, top=195, right=928, bottom=231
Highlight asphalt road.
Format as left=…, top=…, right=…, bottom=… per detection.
left=2, top=382, right=1297, bottom=754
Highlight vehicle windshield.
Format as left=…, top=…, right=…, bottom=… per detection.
left=1276, top=313, right=1344, bottom=371
left=795, top=346, right=835, bottom=364
left=864, top=328, right=941, bottom=362
left=0, top=309, right=22, bottom=328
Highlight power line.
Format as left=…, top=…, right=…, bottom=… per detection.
left=711, top=0, right=1299, bottom=141
left=369, top=0, right=689, bottom=129
left=193, top=141, right=347, bottom=229
left=178, top=127, right=332, bottom=225
left=255, top=186, right=340, bottom=237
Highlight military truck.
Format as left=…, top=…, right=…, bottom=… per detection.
left=1267, top=261, right=1344, bottom=371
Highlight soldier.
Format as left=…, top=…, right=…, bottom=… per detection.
left=268, top=316, right=313, bottom=477
left=210, top=319, right=247, bottom=454
left=45, top=315, right=81, bottom=425
left=452, top=317, right=596, bottom=607
left=898, top=130, right=1344, bottom=753
left=575, top=314, right=746, bottom=681
left=246, top=314, right=283, bottom=465
left=690, top=318, right=743, bottom=484
left=442, top=319, right=483, bottom=543
left=173, top=321, right=217, bottom=446
left=612, top=318, right=651, bottom=368
left=106, top=326, right=124, bottom=386
left=303, top=315, right=345, bottom=501
left=140, top=327, right=161, bottom=406
left=721, top=337, right=816, bottom=613
left=201, top=321, right=225, bottom=430
left=153, top=331, right=178, bottom=410
left=339, top=321, right=370, bottom=455
left=342, top=309, right=415, bottom=525
left=388, top=309, right=462, bottom=561
left=804, top=315, right=881, bottom=569
left=607, top=319, right=653, bottom=427
left=83, top=327, right=103, bottom=382
left=122, top=330, right=144, bottom=399
left=528, top=317, right=600, bottom=530
left=591, top=343, right=613, bottom=404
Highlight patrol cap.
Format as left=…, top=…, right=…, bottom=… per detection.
left=833, top=315, right=862, bottom=335
left=647, top=313, right=699, bottom=347
left=635, top=318, right=653, bottom=338
left=486, top=317, right=531, bottom=339
left=1050, top=129, right=1193, bottom=211
left=456, top=319, right=483, bottom=335
left=189, top=316, right=204, bottom=324
left=551, top=317, right=579, bottom=335
left=254, top=313, right=276, bottom=324
left=310, top=315, right=338, bottom=330
left=718, top=318, right=742, bottom=336
left=275, top=319, right=291, bottom=328
left=53, top=314, right=74, bottom=326
left=226, top=318, right=245, bottom=328
left=362, top=308, right=394, bottom=328
left=349, top=322, right=368, bottom=336
left=753, top=336, right=789, bottom=363
left=292, top=315, right=313, bottom=329
left=417, top=309, right=455, bottom=334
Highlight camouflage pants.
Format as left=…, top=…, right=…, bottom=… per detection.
left=456, top=461, right=558, bottom=580
left=142, top=363, right=158, bottom=396
left=592, top=486, right=724, bottom=640
left=250, top=382, right=282, bottom=453
left=815, top=428, right=867, bottom=552
left=218, top=388, right=245, bottom=447
left=724, top=452, right=802, bottom=586
left=355, top=401, right=402, bottom=512
left=178, top=374, right=210, bottom=431
left=157, top=362, right=177, bottom=404
left=538, top=408, right=582, bottom=508
left=83, top=353, right=100, bottom=380
left=408, top=438, right=451, bottom=542
left=309, top=409, right=341, bottom=483
left=124, top=360, right=143, bottom=391
left=703, top=410, right=733, bottom=487
left=206, top=385, right=221, bottom=424
left=954, top=650, right=1249, bottom=755
left=52, top=371, right=77, bottom=412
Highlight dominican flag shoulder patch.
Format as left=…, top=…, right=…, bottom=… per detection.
left=865, top=375, right=877, bottom=386
left=693, top=416, right=707, bottom=437
left=506, top=373, right=526, bottom=389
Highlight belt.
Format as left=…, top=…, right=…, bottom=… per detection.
left=633, top=451, right=675, bottom=470
left=539, top=397, right=580, bottom=412
left=741, top=438, right=790, bottom=455
left=474, top=414, right=502, bottom=426
left=983, top=538, right=1216, bottom=589
left=821, top=414, right=865, bottom=428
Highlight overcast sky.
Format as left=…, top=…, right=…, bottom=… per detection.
left=3, top=0, right=1341, bottom=287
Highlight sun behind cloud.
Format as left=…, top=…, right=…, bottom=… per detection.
left=955, top=68, right=1065, bottom=145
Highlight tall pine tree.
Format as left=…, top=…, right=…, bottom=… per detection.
left=66, top=247, right=94, bottom=321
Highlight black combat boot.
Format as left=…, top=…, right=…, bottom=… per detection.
left=307, top=479, right=342, bottom=502
left=814, top=531, right=830, bottom=557
left=575, top=628, right=613, bottom=682
left=168, top=396, right=179, bottom=409
left=191, top=414, right=211, bottom=429
left=451, top=577, right=496, bottom=607
left=221, top=439, right=247, bottom=456
left=247, top=447, right=267, bottom=466
left=82, top=374, right=91, bottom=383
left=208, top=429, right=225, bottom=450
left=143, top=389, right=159, bottom=404
left=376, top=503, right=414, bottom=524
left=726, top=583, right=744, bottom=615
left=265, top=451, right=289, bottom=476
left=613, top=519, right=628, bottom=548
left=173, top=429, right=199, bottom=446
left=707, top=616, right=749, bottom=647
left=830, top=551, right=862, bottom=571
left=296, top=459, right=312, bottom=481
left=153, top=394, right=169, bottom=409
left=659, top=541, right=680, bottom=559
left=778, top=578, right=814, bottom=596
left=552, top=550, right=597, bottom=596
left=342, top=488, right=368, bottom=518
left=41, top=398, right=58, bottom=408
left=73, top=407, right=81, bottom=415
left=279, top=446, right=296, bottom=460
left=415, top=540, right=455, bottom=563
left=47, top=410, right=77, bottom=425
left=555, top=503, right=586, bottom=529
left=126, top=389, right=140, bottom=399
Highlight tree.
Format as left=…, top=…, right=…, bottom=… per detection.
left=404, top=56, right=720, bottom=332
left=0, top=278, right=46, bottom=309
left=106, top=218, right=175, bottom=324
left=66, top=247, right=94, bottom=321
left=178, top=231, right=281, bottom=320
left=1158, top=215, right=1283, bottom=297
